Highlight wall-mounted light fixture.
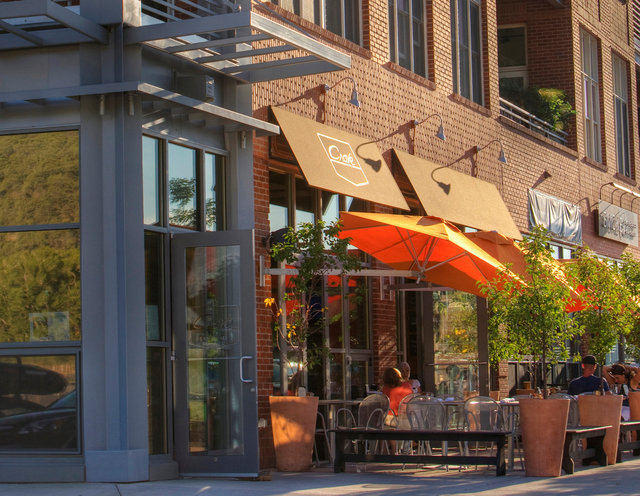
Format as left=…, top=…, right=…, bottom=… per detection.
left=601, top=181, right=640, bottom=209
left=412, top=113, right=446, bottom=141
left=476, top=138, right=507, bottom=164
left=323, top=76, right=360, bottom=108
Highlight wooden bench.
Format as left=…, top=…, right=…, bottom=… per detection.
left=563, top=426, right=610, bottom=474
left=617, top=420, right=640, bottom=462
left=331, top=428, right=509, bottom=476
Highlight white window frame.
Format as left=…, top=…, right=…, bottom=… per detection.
left=451, top=0, right=483, bottom=105
left=389, top=0, right=427, bottom=77
left=612, top=53, right=631, bottom=177
left=581, top=30, right=602, bottom=162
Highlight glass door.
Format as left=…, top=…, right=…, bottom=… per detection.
left=171, top=230, right=258, bottom=475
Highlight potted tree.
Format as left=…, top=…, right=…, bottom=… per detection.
left=266, top=220, right=362, bottom=471
left=480, top=225, right=583, bottom=476
left=567, top=247, right=635, bottom=464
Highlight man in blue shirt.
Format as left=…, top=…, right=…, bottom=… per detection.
left=568, top=355, right=610, bottom=395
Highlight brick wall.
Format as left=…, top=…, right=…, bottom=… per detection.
left=252, top=0, right=640, bottom=468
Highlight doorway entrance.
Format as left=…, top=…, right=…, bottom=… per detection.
left=398, top=288, right=489, bottom=397
left=171, top=230, right=258, bottom=476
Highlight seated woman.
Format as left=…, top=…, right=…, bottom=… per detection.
left=603, top=363, right=640, bottom=420
left=381, top=367, right=413, bottom=426
left=398, top=361, right=422, bottom=394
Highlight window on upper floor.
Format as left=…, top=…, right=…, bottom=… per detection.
left=273, top=0, right=362, bottom=45
left=612, top=53, right=631, bottom=177
left=389, top=0, right=427, bottom=77
left=451, top=0, right=483, bottom=105
left=581, top=30, right=602, bottom=163
left=498, top=25, right=527, bottom=94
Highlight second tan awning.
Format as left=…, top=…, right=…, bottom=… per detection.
left=272, top=107, right=409, bottom=210
left=393, top=148, right=521, bottom=240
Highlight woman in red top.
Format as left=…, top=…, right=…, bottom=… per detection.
left=381, top=367, right=413, bottom=418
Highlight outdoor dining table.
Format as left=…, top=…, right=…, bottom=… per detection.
left=331, top=427, right=510, bottom=475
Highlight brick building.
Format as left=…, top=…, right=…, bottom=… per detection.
left=253, top=0, right=640, bottom=468
left=0, top=0, right=639, bottom=483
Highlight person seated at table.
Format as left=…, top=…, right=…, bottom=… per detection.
left=568, top=355, right=610, bottom=396
left=604, top=363, right=640, bottom=392
left=398, top=361, right=422, bottom=394
left=603, top=362, right=640, bottom=420
left=381, top=367, right=412, bottom=426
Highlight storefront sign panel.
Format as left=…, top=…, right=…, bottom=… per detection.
left=598, top=200, right=638, bottom=246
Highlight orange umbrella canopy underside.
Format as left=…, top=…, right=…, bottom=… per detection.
left=338, top=212, right=511, bottom=296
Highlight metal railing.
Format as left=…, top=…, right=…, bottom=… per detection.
left=141, top=0, right=237, bottom=23
left=499, top=97, right=568, bottom=146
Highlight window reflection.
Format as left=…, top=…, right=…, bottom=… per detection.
left=0, top=230, right=80, bottom=343
left=0, top=131, right=79, bottom=227
left=295, top=178, right=315, bottom=226
left=349, top=277, right=368, bottom=349
left=147, top=348, right=167, bottom=454
left=143, top=136, right=161, bottom=226
left=0, top=355, right=77, bottom=451
left=433, top=291, right=478, bottom=398
left=205, top=153, right=224, bottom=231
left=168, top=143, right=197, bottom=230
left=144, top=231, right=165, bottom=341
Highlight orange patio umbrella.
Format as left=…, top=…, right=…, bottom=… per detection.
left=464, top=230, right=585, bottom=312
left=338, top=212, right=518, bottom=296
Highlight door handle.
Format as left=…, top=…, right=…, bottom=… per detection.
left=240, top=355, right=254, bottom=383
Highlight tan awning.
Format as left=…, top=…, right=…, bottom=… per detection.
left=393, top=148, right=521, bottom=240
left=272, top=107, right=409, bottom=210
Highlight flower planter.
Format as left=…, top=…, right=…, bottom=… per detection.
left=519, top=398, right=569, bottom=476
left=269, top=395, right=319, bottom=472
left=577, top=394, right=622, bottom=465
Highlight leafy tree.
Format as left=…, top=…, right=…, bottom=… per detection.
left=615, top=253, right=640, bottom=360
left=266, top=221, right=362, bottom=391
left=479, top=225, right=583, bottom=397
left=567, top=247, right=634, bottom=368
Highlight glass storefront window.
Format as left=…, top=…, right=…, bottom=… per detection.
left=205, top=152, right=224, bottom=231
left=143, top=136, right=161, bottom=226
left=185, top=245, right=243, bottom=454
left=145, top=231, right=165, bottom=341
left=349, top=277, right=369, bottom=349
left=168, top=143, right=198, bottom=230
left=0, top=131, right=79, bottom=227
left=0, top=230, right=80, bottom=343
left=269, top=172, right=289, bottom=233
left=0, top=354, right=78, bottom=451
left=433, top=290, right=478, bottom=398
left=328, top=278, right=344, bottom=349
left=144, top=137, right=225, bottom=230
left=350, top=358, right=368, bottom=399
left=295, top=178, right=315, bottom=226
left=147, top=347, right=167, bottom=454
left=329, top=353, right=345, bottom=399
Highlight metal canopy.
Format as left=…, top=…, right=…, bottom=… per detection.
left=124, top=10, right=351, bottom=83
left=0, top=81, right=280, bottom=136
left=0, top=0, right=108, bottom=50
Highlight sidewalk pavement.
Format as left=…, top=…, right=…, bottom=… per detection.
left=2, top=458, right=640, bottom=496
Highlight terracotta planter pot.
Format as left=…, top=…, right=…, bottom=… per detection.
left=629, top=391, right=640, bottom=420
left=577, top=394, right=622, bottom=465
left=269, top=395, right=319, bottom=472
left=519, top=398, right=569, bottom=476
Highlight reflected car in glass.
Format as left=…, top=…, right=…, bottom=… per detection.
left=0, top=390, right=77, bottom=450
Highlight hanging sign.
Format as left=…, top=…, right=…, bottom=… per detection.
left=598, top=200, right=638, bottom=246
